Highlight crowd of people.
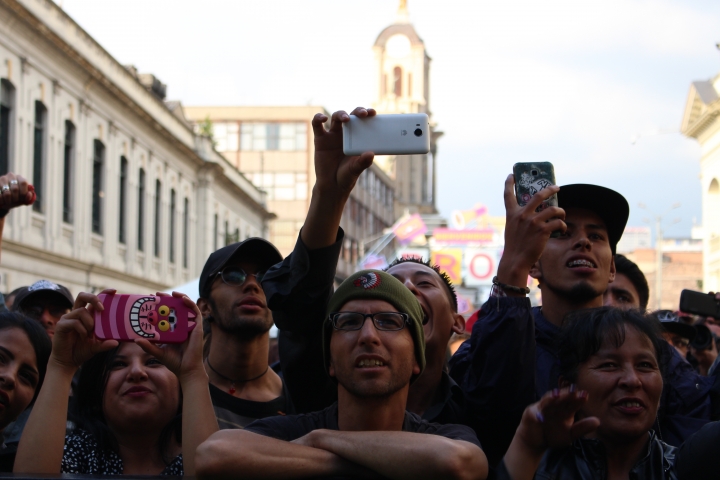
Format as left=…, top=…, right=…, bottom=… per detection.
left=0, top=107, right=717, bottom=479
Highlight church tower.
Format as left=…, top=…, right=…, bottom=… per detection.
left=372, top=0, right=441, bottom=216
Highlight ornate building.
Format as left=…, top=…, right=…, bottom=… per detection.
left=681, top=73, right=720, bottom=292
left=0, top=0, right=274, bottom=295
left=372, top=0, right=441, bottom=217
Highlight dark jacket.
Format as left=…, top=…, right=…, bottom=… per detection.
left=263, top=231, right=526, bottom=467
left=496, top=432, right=677, bottom=480
left=450, top=302, right=716, bottom=453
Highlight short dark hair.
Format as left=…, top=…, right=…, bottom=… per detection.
left=558, top=307, right=664, bottom=384
left=385, top=257, right=458, bottom=311
left=71, top=348, right=182, bottom=465
left=0, top=312, right=51, bottom=402
left=614, top=254, right=650, bottom=311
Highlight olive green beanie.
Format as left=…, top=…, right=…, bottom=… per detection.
left=323, top=270, right=426, bottom=381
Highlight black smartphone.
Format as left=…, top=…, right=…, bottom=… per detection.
left=679, top=289, right=720, bottom=319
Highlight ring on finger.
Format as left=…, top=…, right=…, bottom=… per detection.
left=9, top=180, right=17, bottom=186
left=1, top=185, right=9, bottom=193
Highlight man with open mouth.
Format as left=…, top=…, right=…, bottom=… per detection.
left=196, top=270, right=488, bottom=480
left=450, top=176, right=716, bottom=452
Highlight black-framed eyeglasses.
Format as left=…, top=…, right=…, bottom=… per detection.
left=215, top=266, right=265, bottom=287
left=329, top=312, right=410, bottom=331
left=19, top=305, right=69, bottom=321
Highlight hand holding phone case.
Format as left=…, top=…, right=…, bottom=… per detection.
left=94, top=293, right=197, bottom=343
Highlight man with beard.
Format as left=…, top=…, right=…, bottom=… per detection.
left=196, top=270, right=488, bottom=480
left=196, top=238, right=288, bottom=428
left=449, top=176, right=716, bottom=448
left=262, top=107, right=532, bottom=467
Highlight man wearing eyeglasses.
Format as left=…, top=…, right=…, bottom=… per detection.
left=196, top=270, right=488, bottom=480
left=196, top=238, right=291, bottom=429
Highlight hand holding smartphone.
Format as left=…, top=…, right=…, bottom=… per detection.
left=513, top=162, right=561, bottom=237
left=342, top=113, right=430, bottom=156
left=94, top=293, right=197, bottom=344
left=680, top=290, right=720, bottom=319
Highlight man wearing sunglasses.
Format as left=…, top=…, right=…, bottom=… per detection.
left=196, top=270, right=488, bottom=480
left=12, top=280, right=74, bottom=338
left=196, top=238, right=289, bottom=429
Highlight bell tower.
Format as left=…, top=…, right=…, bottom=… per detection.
left=372, top=0, right=440, bottom=216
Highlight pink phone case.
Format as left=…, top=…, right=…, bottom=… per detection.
left=94, top=293, right=197, bottom=343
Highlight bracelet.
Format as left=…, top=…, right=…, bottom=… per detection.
left=492, top=276, right=530, bottom=295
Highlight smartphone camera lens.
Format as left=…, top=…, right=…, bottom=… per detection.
left=414, top=128, right=423, bottom=137
left=531, top=169, right=538, bottom=176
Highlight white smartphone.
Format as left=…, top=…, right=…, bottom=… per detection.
left=342, top=113, right=430, bottom=156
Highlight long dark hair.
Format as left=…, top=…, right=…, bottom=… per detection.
left=70, top=346, right=182, bottom=465
left=558, top=306, right=665, bottom=384
left=0, top=311, right=52, bottom=403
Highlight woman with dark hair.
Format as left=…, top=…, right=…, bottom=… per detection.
left=500, top=307, right=677, bottom=479
left=14, top=290, right=218, bottom=476
left=0, top=311, right=51, bottom=471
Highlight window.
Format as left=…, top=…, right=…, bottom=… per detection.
left=214, top=213, right=218, bottom=250
left=246, top=172, right=308, bottom=200
left=0, top=80, right=15, bottom=176
left=138, top=168, right=145, bottom=251
left=169, top=189, right=176, bottom=263
left=91, top=140, right=104, bottom=234
left=224, top=220, right=229, bottom=246
left=154, top=179, right=161, bottom=257
left=212, top=122, right=239, bottom=152
left=119, top=157, right=128, bottom=243
left=62, top=121, right=75, bottom=224
left=240, top=123, right=307, bottom=151
left=183, top=198, right=189, bottom=268
left=32, top=101, right=46, bottom=213
left=393, top=66, right=402, bottom=97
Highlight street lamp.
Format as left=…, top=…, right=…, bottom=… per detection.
left=639, top=202, right=681, bottom=310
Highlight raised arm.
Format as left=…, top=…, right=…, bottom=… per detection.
left=263, top=107, right=376, bottom=413
left=500, top=387, right=599, bottom=480
left=296, top=429, right=488, bottom=480
left=195, top=429, right=375, bottom=480
left=136, top=292, right=218, bottom=476
left=0, top=173, right=35, bottom=262
left=14, top=292, right=118, bottom=473
left=448, top=176, right=565, bottom=466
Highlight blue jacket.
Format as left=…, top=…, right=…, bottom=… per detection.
left=450, top=300, right=717, bottom=452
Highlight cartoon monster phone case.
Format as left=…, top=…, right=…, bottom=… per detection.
left=94, top=294, right=196, bottom=343
left=513, top=162, right=558, bottom=212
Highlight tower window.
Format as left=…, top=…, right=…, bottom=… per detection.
left=154, top=179, right=161, bottom=257
left=169, top=188, right=176, bottom=263
left=393, top=66, right=402, bottom=97
left=0, top=80, right=15, bottom=176
left=33, top=101, right=47, bottom=213
left=119, top=156, right=128, bottom=243
left=91, top=140, right=105, bottom=234
left=138, top=168, right=145, bottom=251
left=63, top=121, right=75, bottom=224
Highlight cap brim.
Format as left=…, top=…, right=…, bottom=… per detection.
left=662, top=322, right=697, bottom=342
left=223, top=238, right=283, bottom=272
left=557, top=184, right=629, bottom=253
left=17, top=289, right=73, bottom=310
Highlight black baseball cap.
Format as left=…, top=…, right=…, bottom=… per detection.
left=199, top=238, right=283, bottom=299
left=655, top=310, right=697, bottom=342
left=12, top=280, right=74, bottom=311
left=557, top=184, right=629, bottom=254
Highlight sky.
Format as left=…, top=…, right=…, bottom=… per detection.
left=57, top=0, right=720, bottom=239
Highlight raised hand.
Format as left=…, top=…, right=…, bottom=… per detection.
left=135, top=291, right=205, bottom=383
left=311, top=107, right=376, bottom=196
left=50, top=290, right=119, bottom=373
left=0, top=173, right=35, bottom=213
left=517, top=386, right=600, bottom=452
left=496, top=174, right=566, bottom=292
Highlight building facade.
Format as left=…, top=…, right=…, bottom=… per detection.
left=183, top=106, right=396, bottom=279
left=371, top=1, right=441, bottom=217
left=681, top=74, right=720, bottom=292
left=0, top=0, right=273, bottom=295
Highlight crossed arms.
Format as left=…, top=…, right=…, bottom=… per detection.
left=196, top=428, right=488, bottom=480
